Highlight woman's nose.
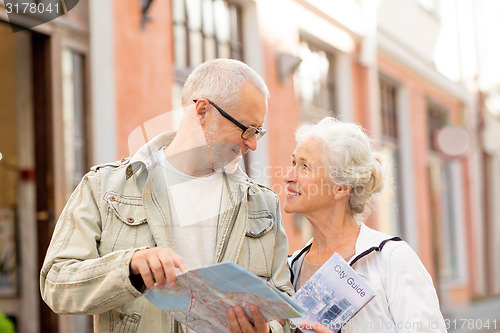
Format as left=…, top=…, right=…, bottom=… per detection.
left=283, top=166, right=296, bottom=183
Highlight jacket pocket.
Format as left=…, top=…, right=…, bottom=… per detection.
left=112, top=312, right=141, bottom=333
left=105, top=192, right=147, bottom=226
left=100, top=192, right=154, bottom=254
left=246, top=211, right=273, bottom=237
left=240, top=211, right=275, bottom=278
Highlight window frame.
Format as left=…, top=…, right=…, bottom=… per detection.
left=294, top=37, right=338, bottom=122
left=172, top=0, right=244, bottom=82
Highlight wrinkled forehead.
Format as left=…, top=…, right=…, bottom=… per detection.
left=293, top=137, right=328, bottom=162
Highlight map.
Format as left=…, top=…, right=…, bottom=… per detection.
left=145, top=262, right=304, bottom=333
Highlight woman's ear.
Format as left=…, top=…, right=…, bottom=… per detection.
left=334, top=184, right=351, bottom=200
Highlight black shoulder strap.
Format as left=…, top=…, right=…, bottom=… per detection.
left=288, top=243, right=312, bottom=283
left=289, top=237, right=403, bottom=284
left=349, top=236, right=403, bottom=267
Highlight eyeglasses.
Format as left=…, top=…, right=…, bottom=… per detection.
left=193, top=99, right=266, bottom=140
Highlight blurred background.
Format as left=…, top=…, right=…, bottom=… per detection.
left=1, top=0, right=500, bottom=332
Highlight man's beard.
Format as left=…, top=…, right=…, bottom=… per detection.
left=222, top=152, right=242, bottom=174
left=208, top=141, right=242, bottom=174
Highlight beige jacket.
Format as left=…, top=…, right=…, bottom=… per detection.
left=40, top=131, right=293, bottom=332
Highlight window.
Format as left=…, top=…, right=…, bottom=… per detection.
left=172, top=0, right=249, bottom=172
left=427, top=102, right=448, bottom=151
left=380, top=77, right=398, bottom=141
left=294, top=40, right=337, bottom=122
left=426, top=102, right=463, bottom=282
left=172, top=0, right=243, bottom=78
left=62, top=48, right=88, bottom=195
left=377, top=77, right=404, bottom=237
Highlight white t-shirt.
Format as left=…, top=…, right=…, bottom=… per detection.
left=157, top=148, right=223, bottom=270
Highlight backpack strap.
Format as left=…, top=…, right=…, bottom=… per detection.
left=289, top=237, right=403, bottom=289
left=349, top=236, right=403, bottom=267
left=288, top=243, right=312, bottom=284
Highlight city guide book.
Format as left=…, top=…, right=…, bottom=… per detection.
left=291, top=253, right=375, bottom=333
left=145, top=262, right=305, bottom=333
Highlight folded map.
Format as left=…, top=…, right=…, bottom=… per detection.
left=145, top=262, right=304, bottom=333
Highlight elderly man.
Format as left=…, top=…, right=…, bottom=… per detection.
left=40, top=59, right=293, bottom=333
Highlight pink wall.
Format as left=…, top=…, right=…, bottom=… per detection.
left=114, top=0, right=174, bottom=158
left=261, top=39, right=304, bottom=253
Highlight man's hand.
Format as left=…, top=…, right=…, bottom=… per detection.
left=227, top=304, right=270, bottom=333
left=130, top=248, right=188, bottom=289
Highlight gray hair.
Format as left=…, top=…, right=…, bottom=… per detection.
left=181, top=58, right=270, bottom=109
left=295, top=117, right=384, bottom=216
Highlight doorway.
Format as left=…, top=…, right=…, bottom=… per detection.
left=0, top=21, right=58, bottom=333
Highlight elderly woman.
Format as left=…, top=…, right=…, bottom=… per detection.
left=284, top=117, right=446, bottom=333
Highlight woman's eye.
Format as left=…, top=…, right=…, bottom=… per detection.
left=291, top=160, right=296, bottom=166
left=303, top=164, right=310, bottom=170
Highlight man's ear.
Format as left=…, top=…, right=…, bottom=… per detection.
left=195, top=99, right=209, bottom=123
left=334, top=184, right=351, bottom=200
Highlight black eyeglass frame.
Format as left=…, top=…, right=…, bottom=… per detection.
left=193, top=99, right=266, bottom=140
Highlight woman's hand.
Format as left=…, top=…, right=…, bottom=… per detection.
left=227, top=304, right=270, bottom=333
left=297, top=320, right=334, bottom=333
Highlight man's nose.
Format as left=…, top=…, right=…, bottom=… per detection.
left=244, top=136, right=258, bottom=151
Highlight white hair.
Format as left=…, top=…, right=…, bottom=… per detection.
left=295, top=117, right=384, bottom=217
left=181, top=58, right=270, bottom=109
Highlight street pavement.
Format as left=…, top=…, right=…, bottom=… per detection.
left=442, top=296, right=500, bottom=333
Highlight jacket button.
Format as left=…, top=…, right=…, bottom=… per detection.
left=119, top=314, right=124, bottom=321
left=248, top=230, right=256, bottom=236
left=127, top=217, right=135, bottom=223
left=110, top=196, right=116, bottom=201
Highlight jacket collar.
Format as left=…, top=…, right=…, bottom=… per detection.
left=127, top=131, right=175, bottom=178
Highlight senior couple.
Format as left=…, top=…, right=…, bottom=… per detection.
left=40, top=59, right=446, bottom=333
